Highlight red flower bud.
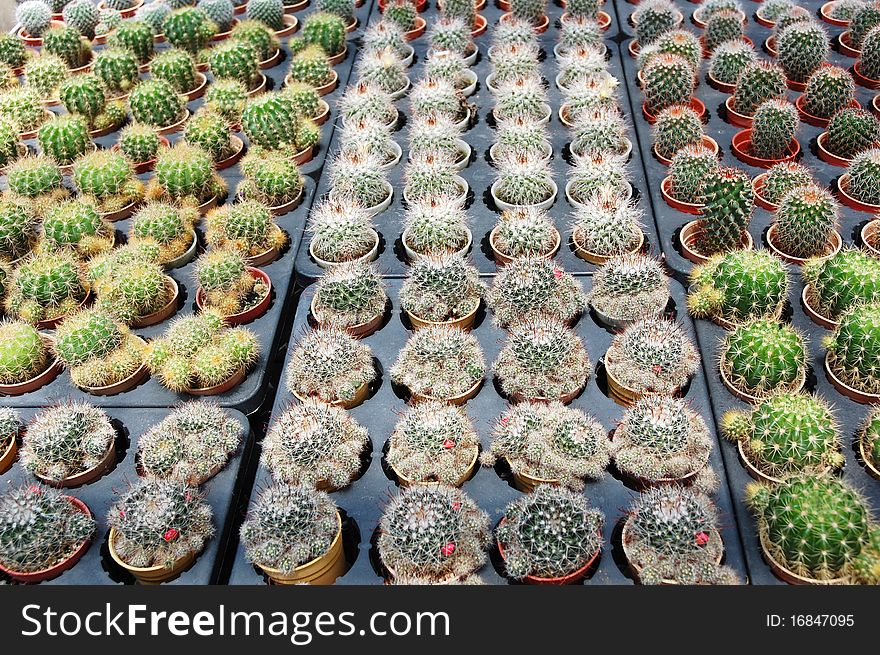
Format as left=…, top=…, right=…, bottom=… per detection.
left=695, top=531, right=710, bottom=547
left=163, top=528, right=179, bottom=542
left=652, top=364, right=664, bottom=375
left=442, top=438, right=455, bottom=449
left=451, top=502, right=461, bottom=511
left=553, top=267, right=564, bottom=280
left=440, top=542, right=456, bottom=556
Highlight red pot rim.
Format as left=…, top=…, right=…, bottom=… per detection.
left=838, top=31, right=861, bottom=58
left=706, top=70, right=736, bottom=94
left=731, top=129, right=800, bottom=168
left=852, top=61, right=880, bottom=89
left=816, top=131, right=856, bottom=167
left=653, top=135, right=718, bottom=166
left=471, top=14, right=488, bottom=37
left=766, top=222, right=842, bottom=265
left=643, top=97, right=706, bottom=125
left=751, top=173, right=780, bottom=212
left=837, top=173, right=880, bottom=212
left=196, top=266, right=272, bottom=325
left=796, top=94, right=860, bottom=128
left=765, top=35, right=778, bottom=57
left=404, top=16, right=427, bottom=41
left=821, top=1, right=852, bottom=26
left=661, top=176, right=703, bottom=215
left=725, top=95, right=755, bottom=127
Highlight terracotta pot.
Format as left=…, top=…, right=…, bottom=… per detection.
left=731, top=129, right=801, bottom=168
left=821, top=1, right=852, bottom=26
left=872, top=94, right=880, bottom=118
left=98, top=0, right=142, bottom=17
left=796, top=95, right=860, bottom=128
left=706, top=70, right=736, bottom=94
left=393, top=447, right=479, bottom=488
left=410, top=378, right=483, bottom=406
left=801, top=285, right=840, bottom=330
left=490, top=224, right=560, bottom=266
left=402, top=16, right=427, bottom=41
left=81, top=352, right=149, bottom=396
left=310, top=99, right=331, bottom=126
left=765, top=35, right=778, bottom=57
left=19, top=110, right=56, bottom=140
left=759, top=530, right=848, bottom=585
left=213, top=135, right=246, bottom=171
left=0, top=335, right=62, bottom=396
left=109, top=528, right=198, bottom=584
left=509, top=382, right=585, bottom=405
left=165, top=229, right=199, bottom=269
left=0, top=497, right=92, bottom=583
left=861, top=219, right=880, bottom=257
left=258, top=513, right=345, bottom=584
left=472, top=14, right=488, bottom=37
left=310, top=230, right=379, bottom=269
left=604, top=354, right=643, bottom=407
left=246, top=242, right=281, bottom=267
left=179, top=72, right=209, bottom=102
left=497, top=521, right=600, bottom=585
left=825, top=351, right=880, bottom=404
left=293, top=380, right=370, bottom=409
left=155, top=109, right=191, bottom=136
left=859, top=434, right=880, bottom=480
left=110, top=136, right=170, bottom=173
left=679, top=221, right=754, bottom=264
left=724, top=95, right=754, bottom=128
left=592, top=297, right=667, bottom=331
left=196, top=267, right=271, bottom=326
left=35, top=440, right=116, bottom=488
left=838, top=30, right=860, bottom=58
left=283, top=0, right=310, bottom=12
left=275, top=14, right=299, bottom=37
left=491, top=179, right=557, bottom=212
left=653, top=135, right=718, bottom=166
left=0, top=436, right=17, bottom=474
left=661, top=176, right=703, bottom=215
left=754, top=7, right=776, bottom=28
left=18, top=21, right=65, bottom=46
left=622, top=521, right=723, bottom=585
left=245, top=73, right=268, bottom=97
left=129, top=276, right=179, bottom=328
left=574, top=229, right=645, bottom=264
left=36, top=292, right=91, bottom=330
left=816, top=130, right=859, bottom=167
left=766, top=223, right=842, bottom=265
left=186, top=366, right=247, bottom=396
left=342, top=15, right=358, bottom=32
left=291, top=143, right=315, bottom=165
left=736, top=440, right=784, bottom=484
left=751, top=173, right=780, bottom=211
left=198, top=194, right=220, bottom=214
left=99, top=197, right=143, bottom=222
left=852, top=60, right=880, bottom=89
left=259, top=48, right=283, bottom=70
left=836, top=173, right=880, bottom=212
left=210, top=18, right=240, bottom=42
left=507, top=461, right=559, bottom=493
left=627, top=39, right=640, bottom=58
left=642, top=97, right=706, bottom=124
left=406, top=299, right=480, bottom=332
left=310, top=295, right=384, bottom=339
left=719, top=352, right=806, bottom=404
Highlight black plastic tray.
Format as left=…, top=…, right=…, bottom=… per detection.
left=615, top=0, right=873, bottom=283
left=227, top=275, right=749, bottom=584
left=292, top=3, right=655, bottom=283
left=691, top=275, right=880, bottom=585
left=0, top=406, right=252, bottom=584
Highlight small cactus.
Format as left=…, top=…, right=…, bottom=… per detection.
left=327, top=151, right=391, bottom=209
left=307, top=196, right=376, bottom=264
left=194, top=247, right=267, bottom=317
left=493, top=151, right=555, bottom=207
left=749, top=99, right=799, bottom=160
left=695, top=166, right=754, bottom=256
left=0, top=87, right=49, bottom=135
left=20, top=401, right=115, bottom=483
left=150, top=48, right=200, bottom=94
left=41, top=198, right=114, bottom=259
left=732, top=60, right=787, bottom=116
left=385, top=0, right=419, bottom=31
left=339, top=81, right=397, bottom=126
left=163, top=7, right=218, bottom=55
left=117, top=124, right=162, bottom=166
left=129, top=202, right=198, bottom=265
left=653, top=104, right=704, bottom=161
left=262, top=399, right=369, bottom=488
left=801, top=66, right=855, bottom=120
left=5, top=250, right=87, bottom=324
left=642, top=52, right=694, bottom=115
left=241, top=91, right=320, bottom=157
left=400, top=254, right=484, bottom=322
left=482, top=401, right=610, bottom=488
left=363, top=20, right=410, bottom=59
left=24, top=54, right=68, bottom=100
left=183, top=109, right=237, bottom=162
left=587, top=254, right=669, bottom=323
left=497, top=485, right=604, bottom=580
left=492, top=206, right=558, bottom=259
left=687, top=249, right=788, bottom=323
left=566, top=151, right=629, bottom=204
left=0, top=34, right=27, bottom=71
left=0, top=484, right=95, bottom=574
left=824, top=302, right=880, bottom=395
left=847, top=147, right=880, bottom=204
left=285, top=326, right=375, bottom=404
left=494, top=318, right=592, bottom=401
left=197, top=0, right=235, bottom=31
left=60, top=73, right=127, bottom=133
left=571, top=186, right=644, bottom=257
left=492, top=76, right=548, bottom=122
left=0, top=198, right=39, bottom=262
left=634, top=0, right=680, bottom=47
left=209, top=40, right=261, bottom=90
left=558, top=14, right=603, bottom=54
left=248, top=0, right=285, bottom=30
left=722, top=392, right=842, bottom=478
left=773, top=185, right=839, bottom=259
left=428, top=17, right=474, bottom=57
left=93, top=49, right=140, bottom=97
left=128, top=78, right=186, bottom=129
left=37, top=115, right=94, bottom=166
left=72, top=150, right=145, bottom=214
left=487, top=257, right=587, bottom=328
left=107, top=20, right=156, bottom=65
left=342, top=116, right=398, bottom=163
left=301, top=12, right=346, bottom=57
left=826, top=108, right=880, bottom=160
left=231, top=19, right=280, bottom=61
left=803, top=247, right=880, bottom=320
left=569, top=107, right=628, bottom=158
left=760, top=161, right=814, bottom=204
left=403, top=195, right=471, bottom=256
left=668, top=143, right=720, bottom=204
left=240, top=484, right=341, bottom=574
left=147, top=142, right=226, bottom=206
left=43, top=25, right=91, bottom=69
left=851, top=1, right=880, bottom=47
left=316, top=0, right=354, bottom=22
left=720, top=318, right=808, bottom=396
left=238, top=151, right=304, bottom=208
left=204, top=78, right=248, bottom=126
left=204, top=200, right=287, bottom=258
left=390, top=325, right=485, bottom=399
left=708, top=39, right=757, bottom=86
left=0, top=408, right=21, bottom=456
left=605, top=317, right=700, bottom=395
left=312, top=262, right=387, bottom=329
left=16, top=1, right=53, bottom=38
left=409, top=76, right=469, bottom=122
left=704, top=9, right=745, bottom=53
left=387, top=401, right=480, bottom=485
left=91, top=250, right=174, bottom=322
left=107, top=478, right=214, bottom=569
left=0, top=320, right=51, bottom=385
left=858, top=408, right=880, bottom=472
left=356, top=48, right=409, bottom=96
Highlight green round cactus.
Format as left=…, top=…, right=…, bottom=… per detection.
left=5, top=250, right=87, bottom=324
left=634, top=0, right=680, bottom=47
left=302, top=11, right=346, bottom=57
left=653, top=105, right=703, bottom=161
left=747, top=474, right=878, bottom=583
left=708, top=39, right=757, bottom=86
left=43, top=25, right=91, bottom=70
left=312, top=261, right=388, bottom=328
left=16, top=1, right=52, bottom=38
left=776, top=21, right=829, bottom=84
left=183, top=109, right=235, bottom=162
left=774, top=185, right=839, bottom=259
left=117, top=123, right=162, bottom=164
left=749, top=99, right=798, bottom=160
left=106, top=20, right=155, bottom=64
left=150, top=48, right=199, bottom=93
left=238, top=151, right=304, bottom=207
left=859, top=26, right=880, bottom=81
left=847, top=147, right=880, bottom=204
left=827, top=108, right=880, bottom=160
left=72, top=150, right=145, bottom=213
left=162, top=7, right=218, bottom=54
left=24, top=54, right=67, bottom=100
left=858, top=409, right=880, bottom=472
left=204, top=78, right=248, bottom=126
left=307, top=197, right=376, bottom=263
left=761, top=161, right=814, bottom=204
left=732, top=60, right=787, bottom=116
left=0, top=320, right=50, bottom=385
left=316, top=0, right=354, bottom=21
left=287, top=44, right=333, bottom=87
left=802, top=66, right=855, bottom=120
left=247, top=0, right=285, bottom=31
left=150, top=142, right=225, bottom=205
left=0, top=34, right=27, bottom=71
left=704, top=9, right=744, bottom=53
left=488, top=257, right=587, bottom=328
left=241, top=91, right=319, bottom=155
left=198, top=0, right=235, bottom=30
left=850, top=2, right=880, bottom=48
left=6, top=155, right=64, bottom=200
left=720, top=319, right=807, bottom=396
left=137, top=2, right=172, bottom=34
left=723, top=392, right=842, bottom=478
left=37, top=115, right=93, bottom=169
left=400, top=254, right=484, bottom=323
left=92, top=49, right=140, bottom=98
left=687, top=249, right=788, bottom=323
left=194, top=247, right=266, bottom=317
left=696, top=166, right=754, bottom=256
left=824, top=302, right=880, bottom=394
left=0, top=198, right=38, bottom=262
left=0, top=88, right=47, bottom=135
left=669, top=143, right=720, bottom=204
left=208, top=40, right=260, bottom=90
left=128, top=78, right=186, bottom=128
left=230, top=19, right=280, bottom=61
left=59, top=73, right=108, bottom=125
left=403, top=196, right=470, bottom=256
left=42, top=199, right=114, bottom=259
left=0, top=119, right=21, bottom=170
left=63, top=0, right=101, bottom=39
left=204, top=199, right=286, bottom=257
left=803, top=247, right=880, bottom=320
left=286, top=325, right=375, bottom=404
left=642, top=53, right=694, bottom=115
left=129, top=201, right=197, bottom=264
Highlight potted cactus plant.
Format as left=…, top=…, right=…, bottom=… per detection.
left=747, top=474, right=879, bottom=584
left=106, top=19, right=155, bottom=63
left=491, top=152, right=557, bottom=211
left=286, top=44, right=338, bottom=94
left=231, top=19, right=282, bottom=68
left=0, top=88, right=51, bottom=139
left=611, top=395, right=715, bottom=490
left=687, top=249, right=789, bottom=327
left=307, top=198, right=378, bottom=267
left=24, top=54, right=68, bottom=105
left=301, top=12, right=348, bottom=61
left=194, top=248, right=271, bottom=324
left=204, top=200, right=287, bottom=265
left=707, top=39, right=756, bottom=93
left=5, top=251, right=88, bottom=328
left=661, top=144, right=720, bottom=214
left=128, top=202, right=199, bottom=268
left=403, top=151, right=468, bottom=207
left=652, top=105, right=714, bottom=165
left=571, top=187, right=645, bottom=263
left=0, top=409, right=22, bottom=474
left=622, top=486, right=740, bottom=585
left=145, top=310, right=261, bottom=395
left=310, top=262, right=388, bottom=338
left=718, top=319, right=808, bottom=401
left=722, top=392, right=842, bottom=483
left=497, top=485, right=604, bottom=584
left=566, top=151, right=630, bottom=208
left=92, top=48, right=140, bottom=100
left=384, top=0, right=427, bottom=39
left=0, top=484, right=95, bottom=583
left=356, top=49, right=410, bottom=99
left=340, top=117, right=400, bottom=167
left=72, top=150, right=145, bottom=220
left=242, top=92, right=321, bottom=163
left=857, top=409, right=880, bottom=479
left=797, top=66, right=857, bottom=126
left=494, top=318, right=591, bottom=403
left=410, top=77, right=471, bottom=125
left=752, top=161, right=814, bottom=211
left=40, top=199, right=114, bottom=259
left=0, top=119, right=26, bottom=172
left=108, top=478, right=213, bottom=584
left=250, top=0, right=300, bottom=34
left=114, top=124, right=167, bottom=174
left=138, top=401, right=243, bottom=485
left=58, top=74, right=127, bottom=137
left=240, top=484, right=346, bottom=585
left=400, top=255, right=484, bottom=330
left=726, top=60, right=786, bottom=127
left=53, top=308, right=148, bottom=394
left=776, top=21, right=829, bottom=91
left=150, top=48, right=207, bottom=100
left=0, top=198, right=38, bottom=263
left=208, top=40, right=266, bottom=95
left=285, top=326, right=376, bottom=408
left=238, top=152, right=306, bottom=214
left=0, top=320, right=61, bottom=395
left=823, top=302, right=880, bottom=403
left=640, top=53, right=699, bottom=123
left=492, top=77, right=550, bottom=124
left=205, top=79, right=249, bottom=129
left=408, top=115, right=469, bottom=169
left=766, top=185, right=841, bottom=264
left=490, top=207, right=560, bottom=265
left=818, top=108, right=880, bottom=167
left=487, top=257, right=587, bottom=328
left=262, top=400, right=369, bottom=489
left=390, top=325, right=485, bottom=404
left=802, top=247, right=880, bottom=327
left=492, top=117, right=551, bottom=164
left=340, top=81, right=398, bottom=129
left=402, top=196, right=472, bottom=260
left=146, top=143, right=227, bottom=212
left=378, top=486, right=490, bottom=583
left=604, top=317, right=700, bottom=406
left=482, top=401, right=609, bottom=491
left=163, top=6, right=218, bottom=58
left=327, top=151, right=393, bottom=215
left=128, top=79, right=188, bottom=134
left=20, top=401, right=116, bottom=487
left=386, top=400, right=480, bottom=487
left=731, top=99, right=800, bottom=168
left=837, top=148, right=880, bottom=211
left=587, top=254, right=669, bottom=328
left=365, top=20, right=414, bottom=63
left=500, top=0, right=549, bottom=32
left=43, top=23, right=92, bottom=70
